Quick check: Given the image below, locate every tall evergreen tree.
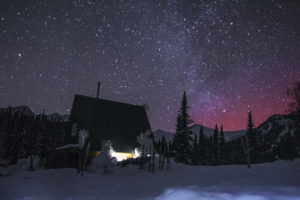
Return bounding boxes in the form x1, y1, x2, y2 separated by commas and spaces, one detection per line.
191, 134, 198, 165
199, 125, 205, 145
198, 125, 206, 164
246, 109, 257, 163
219, 125, 225, 164
207, 135, 213, 164
212, 125, 219, 165
172, 91, 193, 164
220, 125, 225, 150
161, 136, 167, 154
213, 125, 219, 145
246, 110, 255, 142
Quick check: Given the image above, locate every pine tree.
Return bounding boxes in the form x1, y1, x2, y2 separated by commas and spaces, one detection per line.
158, 136, 167, 170
172, 91, 193, 164
157, 139, 162, 154
219, 125, 225, 164
207, 135, 213, 165
161, 136, 166, 152
246, 110, 255, 143
199, 125, 205, 145
246, 109, 257, 163
191, 134, 198, 165
166, 143, 171, 170
198, 125, 205, 164
212, 125, 219, 165
213, 125, 219, 145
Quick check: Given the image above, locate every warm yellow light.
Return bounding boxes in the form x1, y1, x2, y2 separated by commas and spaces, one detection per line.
93, 151, 135, 162
110, 151, 135, 161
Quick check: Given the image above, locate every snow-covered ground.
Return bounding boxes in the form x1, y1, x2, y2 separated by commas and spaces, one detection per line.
1, 159, 300, 200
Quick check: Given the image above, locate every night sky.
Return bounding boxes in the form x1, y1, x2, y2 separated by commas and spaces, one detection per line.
0, 0, 299, 132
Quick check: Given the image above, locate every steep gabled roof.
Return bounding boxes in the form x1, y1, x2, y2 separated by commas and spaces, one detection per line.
70, 94, 151, 152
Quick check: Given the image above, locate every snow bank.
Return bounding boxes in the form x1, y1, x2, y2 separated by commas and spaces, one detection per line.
154, 186, 300, 200
0, 158, 40, 176
87, 140, 117, 174
55, 144, 79, 150
1, 159, 299, 200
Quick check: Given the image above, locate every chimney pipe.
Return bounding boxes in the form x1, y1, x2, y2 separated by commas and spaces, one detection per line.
97, 82, 100, 99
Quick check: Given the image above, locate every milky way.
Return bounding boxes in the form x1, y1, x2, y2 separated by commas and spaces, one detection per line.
0, 0, 299, 131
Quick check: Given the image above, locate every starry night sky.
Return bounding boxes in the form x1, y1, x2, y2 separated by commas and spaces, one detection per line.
0, 0, 299, 132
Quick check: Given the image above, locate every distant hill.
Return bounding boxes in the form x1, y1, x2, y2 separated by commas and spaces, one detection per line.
40, 113, 69, 122
190, 124, 245, 141
254, 112, 299, 145
152, 129, 174, 142
0, 106, 69, 122
153, 125, 246, 142
0, 106, 34, 115
153, 111, 299, 145
153, 112, 300, 162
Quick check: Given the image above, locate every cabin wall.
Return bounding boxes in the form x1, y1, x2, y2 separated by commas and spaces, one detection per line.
69, 95, 152, 152
46, 147, 79, 169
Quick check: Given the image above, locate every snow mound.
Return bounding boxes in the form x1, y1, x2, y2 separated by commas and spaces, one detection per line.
154, 187, 300, 200
0, 158, 40, 176
1, 159, 300, 200
88, 141, 117, 174
88, 154, 117, 174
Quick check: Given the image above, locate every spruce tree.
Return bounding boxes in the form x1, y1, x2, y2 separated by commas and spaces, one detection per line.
161, 136, 167, 169
191, 133, 198, 165
199, 125, 205, 145
219, 125, 225, 164
246, 109, 257, 163
212, 125, 219, 165
213, 125, 219, 146
207, 135, 213, 165
220, 125, 225, 149
161, 136, 167, 154
198, 125, 205, 164
172, 91, 193, 164
246, 110, 255, 143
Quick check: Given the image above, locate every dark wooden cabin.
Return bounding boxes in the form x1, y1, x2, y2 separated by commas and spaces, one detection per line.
69, 94, 151, 153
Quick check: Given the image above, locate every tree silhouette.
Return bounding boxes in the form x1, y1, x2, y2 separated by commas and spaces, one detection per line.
246, 109, 257, 163
172, 91, 193, 164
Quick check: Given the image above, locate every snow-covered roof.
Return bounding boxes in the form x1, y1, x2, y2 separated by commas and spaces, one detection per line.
55, 144, 79, 150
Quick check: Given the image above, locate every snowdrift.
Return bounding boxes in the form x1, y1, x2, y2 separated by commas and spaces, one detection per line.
0, 159, 299, 200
